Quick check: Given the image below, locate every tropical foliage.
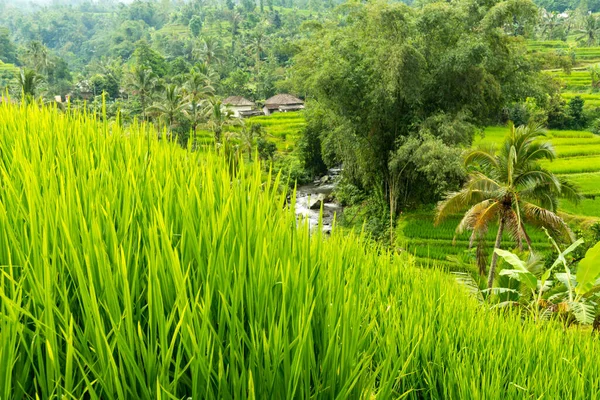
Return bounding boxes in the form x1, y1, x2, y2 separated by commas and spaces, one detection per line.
436, 123, 581, 287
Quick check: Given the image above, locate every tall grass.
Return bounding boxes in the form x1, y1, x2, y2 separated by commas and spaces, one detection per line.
1, 103, 600, 398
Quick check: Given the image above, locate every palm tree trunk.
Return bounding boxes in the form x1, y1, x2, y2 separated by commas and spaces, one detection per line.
488, 216, 505, 289
520, 222, 533, 252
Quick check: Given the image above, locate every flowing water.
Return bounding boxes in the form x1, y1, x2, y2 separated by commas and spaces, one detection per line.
294, 168, 342, 233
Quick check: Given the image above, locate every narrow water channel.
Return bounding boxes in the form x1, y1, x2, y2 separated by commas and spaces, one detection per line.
294, 168, 342, 233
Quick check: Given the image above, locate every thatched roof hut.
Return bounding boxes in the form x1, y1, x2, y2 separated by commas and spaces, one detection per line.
263, 94, 304, 115
223, 96, 255, 106
223, 96, 257, 117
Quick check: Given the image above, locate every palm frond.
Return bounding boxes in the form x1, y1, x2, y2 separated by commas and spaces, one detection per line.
454, 199, 495, 237
521, 201, 574, 242
464, 148, 499, 170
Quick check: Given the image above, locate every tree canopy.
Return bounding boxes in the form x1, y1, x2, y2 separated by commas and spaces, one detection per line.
292, 0, 555, 210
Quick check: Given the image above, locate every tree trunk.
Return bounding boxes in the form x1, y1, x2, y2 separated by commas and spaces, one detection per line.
488, 216, 505, 289
520, 222, 533, 252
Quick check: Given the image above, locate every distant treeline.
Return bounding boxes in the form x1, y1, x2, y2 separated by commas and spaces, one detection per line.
536, 0, 600, 12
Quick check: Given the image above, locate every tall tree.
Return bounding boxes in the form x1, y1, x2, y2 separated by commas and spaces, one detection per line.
204, 99, 230, 143
292, 0, 551, 211
24, 41, 52, 76
249, 24, 267, 75
228, 11, 242, 55
436, 123, 581, 288
126, 66, 158, 122
193, 36, 224, 66
148, 84, 185, 132
18, 68, 44, 101
0, 28, 17, 64
577, 14, 600, 46
183, 70, 214, 137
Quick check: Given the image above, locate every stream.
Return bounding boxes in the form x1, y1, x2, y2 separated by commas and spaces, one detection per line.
294, 168, 342, 233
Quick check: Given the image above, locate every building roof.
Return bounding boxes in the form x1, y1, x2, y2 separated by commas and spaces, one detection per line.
223, 96, 255, 106
264, 94, 304, 107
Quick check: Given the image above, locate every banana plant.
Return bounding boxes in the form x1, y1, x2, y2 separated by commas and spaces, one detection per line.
493, 234, 600, 326
549, 236, 600, 325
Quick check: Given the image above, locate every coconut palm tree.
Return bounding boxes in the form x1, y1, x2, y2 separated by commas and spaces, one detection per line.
204, 99, 231, 143
18, 69, 44, 102
126, 66, 158, 122
436, 123, 581, 288
193, 37, 224, 66
24, 41, 52, 76
229, 11, 243, 54
148, 84, 185, 133
577, 15, 600, 47
231, 120, 262, 161
182, 70, 214, 138
248, 24, 267, 75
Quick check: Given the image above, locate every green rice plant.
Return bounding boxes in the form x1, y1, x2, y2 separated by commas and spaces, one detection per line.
560, 198, 600, 217
541, 155, 600, 174
1, 102, 420, 398
559, 172, 600, 195
547, 129, 597, 138
554, 143, 600, 157
0, 102, 600, 398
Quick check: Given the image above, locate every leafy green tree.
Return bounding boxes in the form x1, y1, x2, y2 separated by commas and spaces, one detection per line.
292, 0, 552, 212
228, 11, 243, 55
233, 121, 263, 161
204, 99, 230, 143
189, 16, 203, 38
127, 0, 165, 28
182, 70, 214, 137
193, 36, 224, 66
0, 28, 17, 64
133, 40, 168, 77
24, 41, 52, 75
567, 95, 586, 129
248, 24, 267, 75
589, 63, 600, 89
436, 123, 581, 288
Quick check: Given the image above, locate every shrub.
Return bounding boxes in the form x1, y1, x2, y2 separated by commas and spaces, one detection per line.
257, 137, 277, 160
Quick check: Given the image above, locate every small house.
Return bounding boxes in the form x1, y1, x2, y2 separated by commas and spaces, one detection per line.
263, 94, 304, 116
223, 96, 257, 118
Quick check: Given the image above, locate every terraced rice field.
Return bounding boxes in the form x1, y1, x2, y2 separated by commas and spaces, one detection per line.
0, 61, 18, 89
396, 212, 553, 267
561, 91, 600, 108
193, 112, 305, 152
527, 40, 600, 104
397, 125, 600, 265
246, 112, 305, 152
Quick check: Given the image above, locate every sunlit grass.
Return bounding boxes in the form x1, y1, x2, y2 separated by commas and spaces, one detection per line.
2, 102, 600, 398
560, 172, 600, 195
540, 155, 600, 173
560, 198, 600, 217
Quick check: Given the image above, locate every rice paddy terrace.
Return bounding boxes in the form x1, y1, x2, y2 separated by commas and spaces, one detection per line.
528, 40, 600, 106
194, 111, 305, 152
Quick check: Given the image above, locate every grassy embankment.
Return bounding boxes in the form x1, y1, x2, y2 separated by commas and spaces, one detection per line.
3, 100, 600, 399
